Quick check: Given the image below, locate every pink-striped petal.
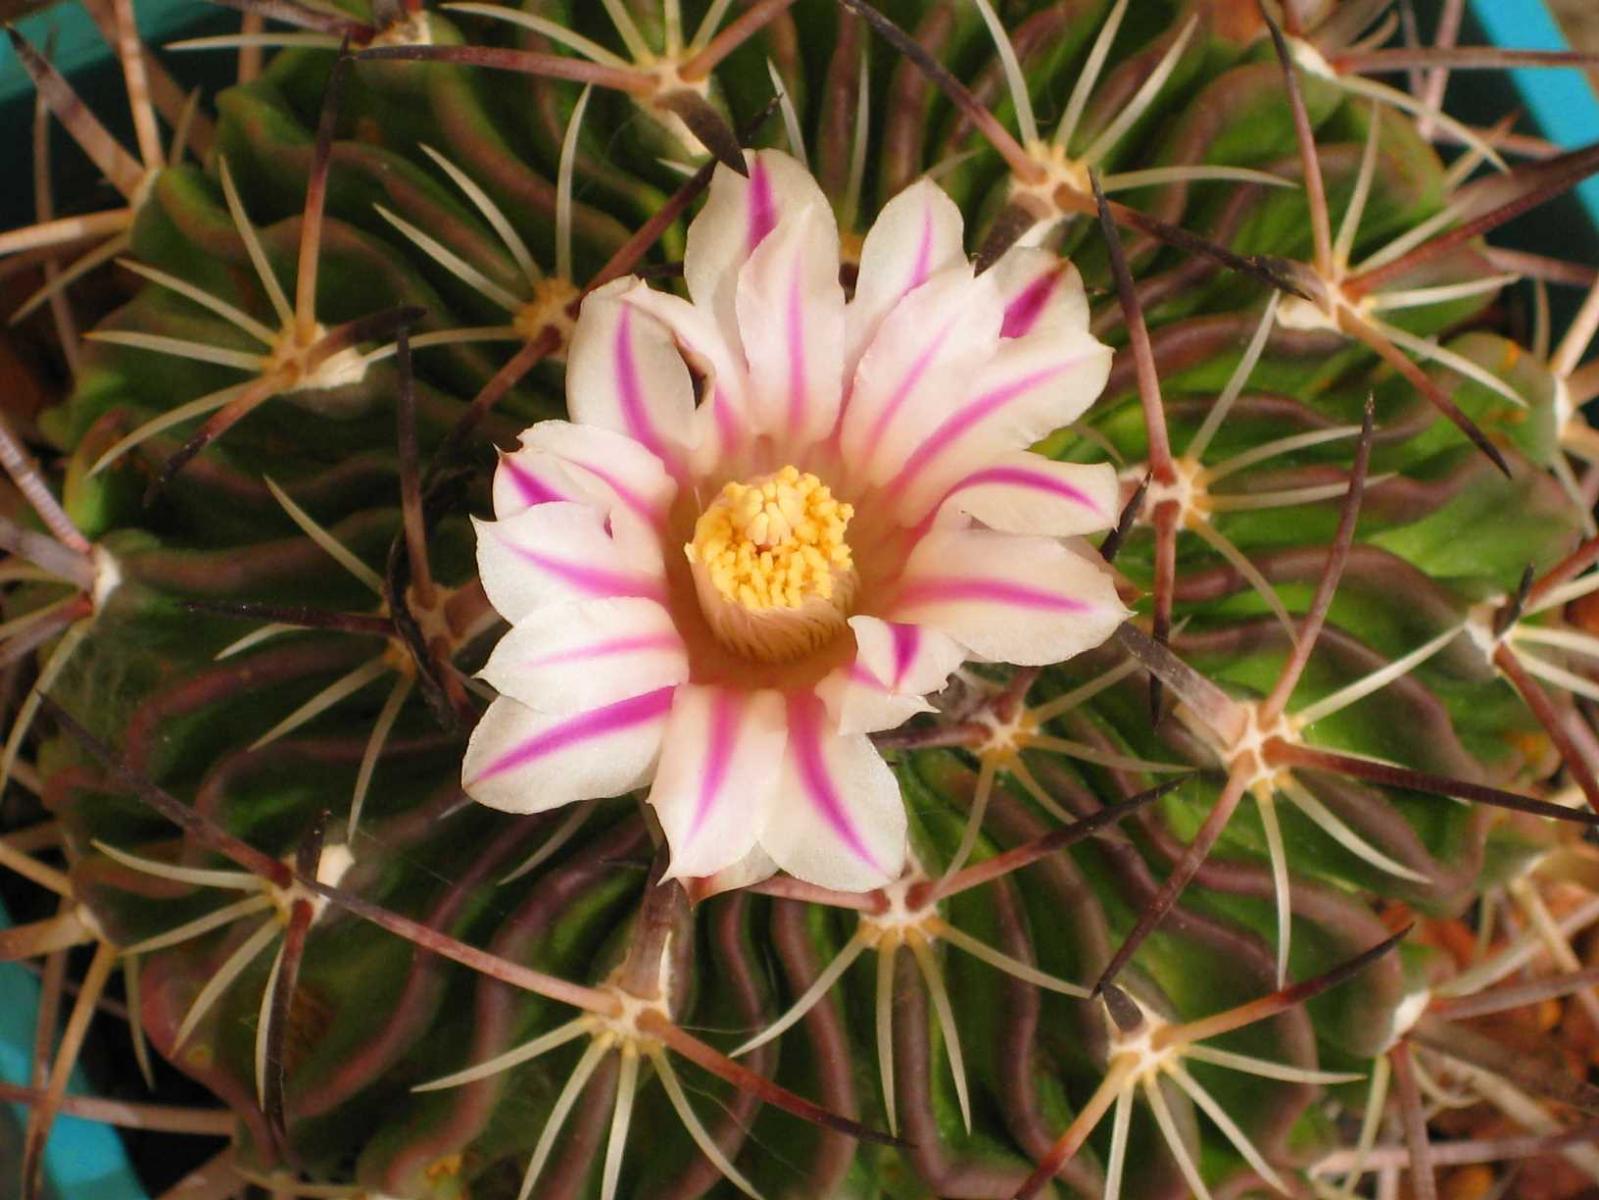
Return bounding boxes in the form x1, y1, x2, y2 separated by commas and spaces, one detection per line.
936, 455, 1118, 537
493, 420, 675, 524
474, 502, 666, 624
759, 693, 906, 892
839, 265, 1004, 485
618, 283, 752, 470
889, 529, 1128, 665
684, 150, 831, 355
734, 204, 847, 446
846, 177, 967, 374
650, 686, 786, 881
886, 331, 1114, 522
462, 689, 673, 815
478, 597, 688, 715
991, 247, 1090, 343
816, 616, 967, 736
566, 280, 695, 475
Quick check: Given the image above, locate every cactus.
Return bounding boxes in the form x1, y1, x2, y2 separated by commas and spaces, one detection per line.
5, 1, 1599, 1197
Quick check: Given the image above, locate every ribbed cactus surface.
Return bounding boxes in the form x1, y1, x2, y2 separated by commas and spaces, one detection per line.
5, 2, 1599, 1198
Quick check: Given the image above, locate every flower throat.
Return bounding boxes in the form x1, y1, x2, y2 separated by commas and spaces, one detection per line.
685, 466, 857, 662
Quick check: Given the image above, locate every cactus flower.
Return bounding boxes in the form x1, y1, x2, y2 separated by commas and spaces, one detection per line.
462, 151, 1126, 891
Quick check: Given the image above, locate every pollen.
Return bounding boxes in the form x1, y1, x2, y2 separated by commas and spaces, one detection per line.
685, 467, 855, 612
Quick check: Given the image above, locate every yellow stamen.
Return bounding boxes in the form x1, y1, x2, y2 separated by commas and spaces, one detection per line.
685, 466, 854, 612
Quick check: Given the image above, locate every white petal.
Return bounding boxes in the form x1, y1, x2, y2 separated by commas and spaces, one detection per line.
684, 149, 831, 355
461, 690, 673, 815
566, 279, 695, 474
474, 503, 665, 625
839, 265, 1004, 486
889, 529, 1128, 665
816, 617, 968, 736
936, 455, 1119, 537
691, 845, 779, 898
478, 597, 689, 714
846, 177, 967, 374
650, 687, 786, 881
760, 693, 906, 892
734, 204, 846, 446
619, 283, 752, 470
990, 248, 1090, 343
493, 420, 676, 524
813, 679, 927, 741
886, 330, 1114, 521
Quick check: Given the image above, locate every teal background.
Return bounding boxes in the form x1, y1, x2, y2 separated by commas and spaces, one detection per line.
1468, 0, 1599, 222
1, 899, 145, 1200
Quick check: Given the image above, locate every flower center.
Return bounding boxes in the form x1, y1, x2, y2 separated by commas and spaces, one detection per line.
684, 466, 857, 662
